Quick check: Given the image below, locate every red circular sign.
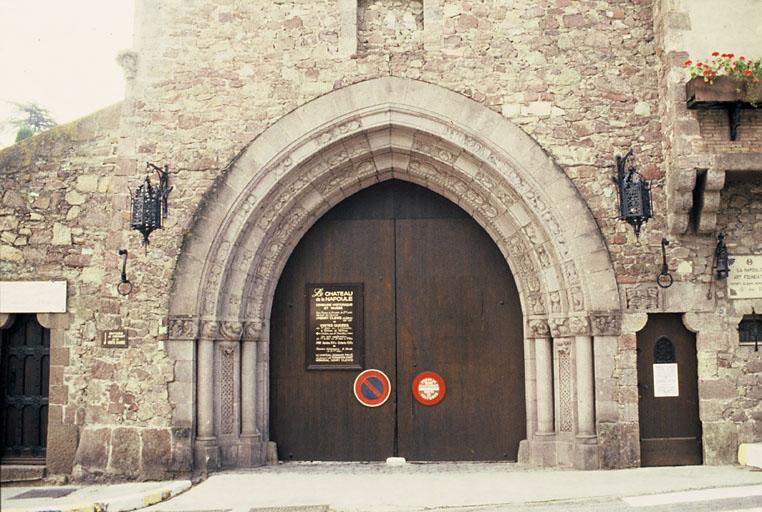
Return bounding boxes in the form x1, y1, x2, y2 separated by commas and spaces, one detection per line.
412, 371, 446, 406
353, 369, 391, 407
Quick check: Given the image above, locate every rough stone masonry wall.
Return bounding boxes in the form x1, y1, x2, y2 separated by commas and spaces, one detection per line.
654, 0, 762, 462
4, 0, 662, 476
0, 105, 184, 480
690, 179, 762, 462
5, 0, 758, 477
119, 0, 662, 472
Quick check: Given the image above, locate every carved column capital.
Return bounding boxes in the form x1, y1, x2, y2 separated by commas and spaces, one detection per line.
590, 312, 622, 336
568, 315, 590, 336
242, 319, 266, 342
168, 316, 199, 340
199, 319, 220, 340
527, 318, 550, 338
549, 316, 570, 338
219, 321, 244, 341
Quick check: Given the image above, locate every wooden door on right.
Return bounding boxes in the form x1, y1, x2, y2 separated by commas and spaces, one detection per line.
637, 314, 702, 466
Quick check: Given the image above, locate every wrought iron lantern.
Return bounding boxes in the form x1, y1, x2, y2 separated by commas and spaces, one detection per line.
738, 308, 761, 352
614, 150, 652, 240
130, 162, 171, 245
713, 231, 730, 279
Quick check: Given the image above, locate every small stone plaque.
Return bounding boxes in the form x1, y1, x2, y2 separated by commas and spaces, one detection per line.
728, 255, 762, 299
102, 329, 129, 348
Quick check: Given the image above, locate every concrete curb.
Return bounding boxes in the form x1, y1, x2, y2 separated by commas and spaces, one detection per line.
738, 443, 762, 469
2, 480, 192, 512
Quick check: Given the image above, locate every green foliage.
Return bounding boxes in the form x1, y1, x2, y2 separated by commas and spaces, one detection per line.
15, 125, 34, 142
8, 102, 57, 133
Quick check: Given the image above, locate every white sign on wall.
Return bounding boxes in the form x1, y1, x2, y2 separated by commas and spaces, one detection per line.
728, 255, 762, 299
0, 281, 67, 313
653, 363, 679, 398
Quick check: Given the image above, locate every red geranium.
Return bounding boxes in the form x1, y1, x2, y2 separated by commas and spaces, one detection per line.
684, 51, 762, 86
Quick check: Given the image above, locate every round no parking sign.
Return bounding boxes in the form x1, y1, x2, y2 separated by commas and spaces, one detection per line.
353, 369, 391, 407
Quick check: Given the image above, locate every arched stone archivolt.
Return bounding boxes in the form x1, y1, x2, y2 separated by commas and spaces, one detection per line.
167, 77, 621, 470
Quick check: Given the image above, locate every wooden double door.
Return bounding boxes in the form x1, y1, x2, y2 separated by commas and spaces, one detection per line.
270, 180, 525, 461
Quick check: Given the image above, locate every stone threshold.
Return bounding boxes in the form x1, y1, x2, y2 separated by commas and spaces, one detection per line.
0, 464, 46, 484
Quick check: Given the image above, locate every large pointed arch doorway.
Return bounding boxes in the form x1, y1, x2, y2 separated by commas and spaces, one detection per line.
168, 77, 621, 471
270, 180, 525, 461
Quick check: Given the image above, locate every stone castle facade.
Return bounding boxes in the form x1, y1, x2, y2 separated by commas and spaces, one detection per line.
0, 0, 760, 480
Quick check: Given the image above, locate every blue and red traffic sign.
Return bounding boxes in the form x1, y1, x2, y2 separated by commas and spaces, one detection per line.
353, 369, 391, 407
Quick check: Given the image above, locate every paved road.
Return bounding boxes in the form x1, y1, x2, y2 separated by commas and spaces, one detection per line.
144, 462, 762, 512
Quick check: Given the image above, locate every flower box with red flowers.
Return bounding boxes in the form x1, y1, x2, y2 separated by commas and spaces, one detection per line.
683, 52, 761, 140
686, 76, 760, 107
684, 52, 761, 107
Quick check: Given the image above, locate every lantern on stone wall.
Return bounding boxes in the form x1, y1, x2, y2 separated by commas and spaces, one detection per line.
130, 162, 171, 245
614, 150, 652, 240
713, 231, 730, 279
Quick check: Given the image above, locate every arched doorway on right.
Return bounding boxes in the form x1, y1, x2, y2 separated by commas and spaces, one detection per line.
637, 313, 702, 466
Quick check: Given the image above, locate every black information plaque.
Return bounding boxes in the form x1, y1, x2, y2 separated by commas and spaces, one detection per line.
102, 330, 129, 348
307, 283, 364, 370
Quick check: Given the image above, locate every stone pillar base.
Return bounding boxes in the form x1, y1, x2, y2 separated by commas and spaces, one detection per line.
517, 439, 531, 464
573, 437, 600, 470
238, 437, 267, 467
529, 435, 557, 466
194, 438, 220, 472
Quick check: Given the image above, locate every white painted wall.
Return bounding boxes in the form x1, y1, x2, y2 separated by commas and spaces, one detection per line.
684, 0, 762, 58
0, 281, 67, 313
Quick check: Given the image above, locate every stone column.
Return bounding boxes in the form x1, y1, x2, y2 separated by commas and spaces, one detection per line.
518, 336, 536, 464
197, 339, 215, 439
575, 335, 595, 437
241, 340, 258, 438
195, 321, 220, 470
534, 336, 555, 435
239, 321, 267, 466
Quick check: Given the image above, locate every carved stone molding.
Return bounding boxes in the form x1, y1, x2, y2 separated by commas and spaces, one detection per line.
168, 316, 199, 340
242, 320, 265, 342
219, 321, 243, 341
555, 337, 572, 355
590, 312, 622, 336
199, 320, 221, 340
172, 79, 620, 337
528, 318, 551, 338
568, 316, 590, 336
549, 317, 570, 338
116, 50, 138, 80
556, 340, 574, 433
218, 344, 237, 435
621, 284, 661, 311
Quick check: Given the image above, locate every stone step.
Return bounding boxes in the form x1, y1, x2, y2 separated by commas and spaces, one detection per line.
738, 443, 762, 469
0, 464, 46, 483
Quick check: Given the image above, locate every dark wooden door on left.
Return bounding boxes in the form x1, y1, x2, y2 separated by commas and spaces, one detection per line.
0, 314, 50, 463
